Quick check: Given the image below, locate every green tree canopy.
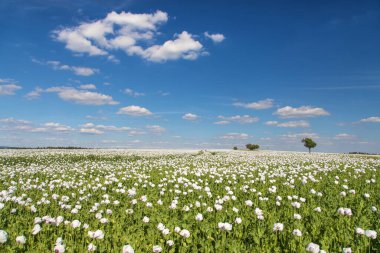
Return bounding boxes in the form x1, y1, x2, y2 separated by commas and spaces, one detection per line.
302, 138, 317, 153
246, 144, 260, 151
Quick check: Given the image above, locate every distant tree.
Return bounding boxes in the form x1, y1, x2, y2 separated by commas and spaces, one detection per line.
302, 138, 317, 153
246, 144, 260, 151
233, 146, 238, 150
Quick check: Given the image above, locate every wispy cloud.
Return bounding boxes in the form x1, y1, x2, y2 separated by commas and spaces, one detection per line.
265, 120, 310, 128
124, 88, 145, 97
216, 115, 259, 124
220, 133, 249, 140
33, 59, 99, 76
233, 99, 274, 109
309, 85, 380, 90
26, 86, 118, 105
0, 78, 21, 95
359, 116, 380, 123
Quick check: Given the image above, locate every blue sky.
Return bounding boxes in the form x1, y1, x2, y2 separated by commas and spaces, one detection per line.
0, 0, 380, 152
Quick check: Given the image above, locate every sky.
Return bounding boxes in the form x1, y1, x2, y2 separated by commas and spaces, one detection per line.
0, 0, 380, 152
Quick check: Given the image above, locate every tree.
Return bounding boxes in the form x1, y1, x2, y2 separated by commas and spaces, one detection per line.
246, 143, 260, 151
302, 138, 317, 153
233, 146, 238, 150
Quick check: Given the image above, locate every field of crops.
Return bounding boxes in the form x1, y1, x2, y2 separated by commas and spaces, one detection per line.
0, 149, 379, 252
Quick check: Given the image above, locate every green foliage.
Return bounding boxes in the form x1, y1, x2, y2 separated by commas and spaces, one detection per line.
302, 138, 317, 153
245, 144, 260, 151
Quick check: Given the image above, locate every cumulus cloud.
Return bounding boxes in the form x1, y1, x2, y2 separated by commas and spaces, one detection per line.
204, 32, 225, 43
233, 99, 274, 109
141, 31, 204, 62
265, 120, 310, 128
216, 115, 259, 124
274, 106, 330, 118
220, 133, 249, 140
360, 116, 380, 123
182, 113, 198, 121
124, 88, 145, 97
72, 66, 98, 76
53, 10, 209, 62
0, 84, 22, 95
117, 105, 152, 116
44, 87, 118, 105
146, 125, 166, 134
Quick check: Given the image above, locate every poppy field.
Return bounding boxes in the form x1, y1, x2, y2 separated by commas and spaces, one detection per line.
0, 149, 379, 252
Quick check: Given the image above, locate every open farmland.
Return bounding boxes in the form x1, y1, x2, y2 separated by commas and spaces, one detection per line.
0, 149, 379, 252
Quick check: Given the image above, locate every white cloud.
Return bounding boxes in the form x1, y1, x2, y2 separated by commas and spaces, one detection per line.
124, 88, 145, 97
146, 125, 166, 134
101, 139, 118, 144
0, 78, 15, 83
72, 67, 98, 76
217, 115, 259, 124
25, 87, 43, 99
44, 86, 118, 105
0, 118, 73, 133
182, 113, 198, 121
360, 116, 380, 123
265, 120, 310, 128
158, 90, 170, 96
79, 122, 132, 135
80, 128, 103, 134
281, 132, 320, 141
117, 105, 152, 116
334, 133, 356, 140
204, 32, 225, 43
79, 84, 96, 90
141, 31, 204, 62
214, 120, 230, 125
44, 60, 99, 76
85, 115, 108, 120
233, 99, 274, 109
53, 11, 210, 62
0, 118, 31, 125
42, 122, 74, 132
274, 106, 330, 118
105, 10, 168, 29
0, 84, 22, 95
220, 133, 249, 140
54, 26, 109, 56
265, 121, 279, 126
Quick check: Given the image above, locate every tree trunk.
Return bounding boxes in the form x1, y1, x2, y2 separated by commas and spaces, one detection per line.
309, 148, 311, 153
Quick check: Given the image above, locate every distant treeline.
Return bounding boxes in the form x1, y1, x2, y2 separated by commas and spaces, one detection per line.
0, 146, 91, 149
348, 152, 379, 155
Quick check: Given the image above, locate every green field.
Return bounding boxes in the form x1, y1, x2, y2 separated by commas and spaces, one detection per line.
0, 150, 379, 252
